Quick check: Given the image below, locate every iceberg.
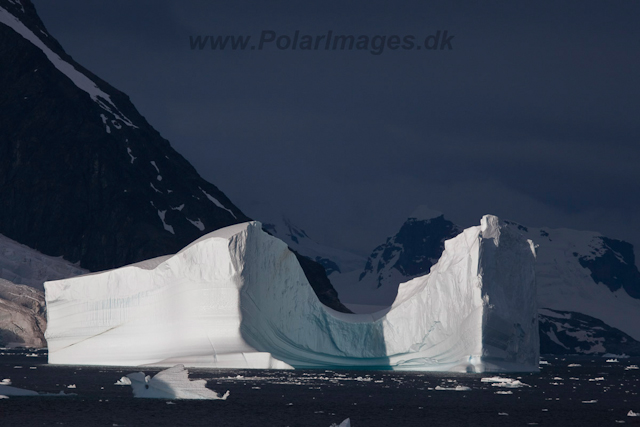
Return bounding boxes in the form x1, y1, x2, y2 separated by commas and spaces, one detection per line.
45, 215, 538, 372
125, 364, 229, 400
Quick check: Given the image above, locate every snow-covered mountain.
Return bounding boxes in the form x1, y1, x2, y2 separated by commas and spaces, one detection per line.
261, 214, 366, 276
0, 0, 250, 272
333, 209, 640, 355
332, 207, 461, 306
1, 232, 87, 291
0, 0, 348, 315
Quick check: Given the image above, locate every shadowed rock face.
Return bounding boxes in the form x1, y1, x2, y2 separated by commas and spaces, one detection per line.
575, 237, 640, 299
0, 279, 46, 347
0, 0, 249, 272
359, 215, 461, 287
0, 1, 348, 312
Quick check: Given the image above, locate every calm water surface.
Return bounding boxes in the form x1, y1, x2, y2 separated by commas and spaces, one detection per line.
0, 349, 639, 426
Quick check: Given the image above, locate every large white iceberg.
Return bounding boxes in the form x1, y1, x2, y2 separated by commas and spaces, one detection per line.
45, 215, 538, 372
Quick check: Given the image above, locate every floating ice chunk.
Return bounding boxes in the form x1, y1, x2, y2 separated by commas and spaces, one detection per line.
539, 360, 550, 365
0, 385, 31, 396
568, 364, 582, 367
582, 400, 598, 404
0, 384, 73, 396
0, 395, 7, 399
628, 410, 640, 417
604, 354, 630, 359
588, 377, 605, 382
125, 364, 230, 400
606, 359, 619, 363
625, 365, 638, 370
329, 418, 351, 427
435, 385, 471, 391
67, 384, 76, 389
495, 390, 513, 394
114, 377, 131, 386
498, 412, 509, 416
1, 379, 11, 385
481, 377, 530, 388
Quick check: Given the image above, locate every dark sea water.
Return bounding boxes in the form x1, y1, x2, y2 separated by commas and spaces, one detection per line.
0, 349, 639, 427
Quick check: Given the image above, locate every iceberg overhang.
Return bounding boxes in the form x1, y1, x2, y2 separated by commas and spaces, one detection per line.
45, 215, 539, 372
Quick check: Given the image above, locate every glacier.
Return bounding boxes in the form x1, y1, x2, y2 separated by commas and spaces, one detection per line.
45, 215, 538, 372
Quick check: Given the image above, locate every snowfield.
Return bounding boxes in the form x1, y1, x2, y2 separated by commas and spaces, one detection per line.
45, 216, 538, 372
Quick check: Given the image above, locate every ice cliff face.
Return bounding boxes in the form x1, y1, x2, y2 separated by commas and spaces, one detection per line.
45, 216, 538, 372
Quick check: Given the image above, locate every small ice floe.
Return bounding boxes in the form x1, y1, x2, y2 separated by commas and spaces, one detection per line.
329, 419, 351, 427
434, 385, 471, 391
582, 400, 598, 404
625, 365, 638, 371
124, 364, 230, 400
25, 353, 38, 357
568, 364, 582, 367
481, 377, 530, 388
628, 410, 640, 417
498, 412, 509, 416
495, 391, 513, 395
1, 379, 11, 385
539, 360, 550, 365
114, 377, 131, 386
67, 384, 76, 389
604, 353, 630, 359
0, 383, 74, 397
0, 395, 8, 399
588, 377, 605, 382
553, 377, 563, 380
606, 359, 620, 363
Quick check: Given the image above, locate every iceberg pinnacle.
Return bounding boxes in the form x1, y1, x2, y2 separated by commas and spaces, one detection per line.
45, 215, 538, 372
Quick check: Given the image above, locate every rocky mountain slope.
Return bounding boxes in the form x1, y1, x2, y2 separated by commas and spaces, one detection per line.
0, 0, 348, 318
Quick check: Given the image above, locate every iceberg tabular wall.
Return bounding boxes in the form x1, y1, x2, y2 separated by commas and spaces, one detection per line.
45, 216, 538, 372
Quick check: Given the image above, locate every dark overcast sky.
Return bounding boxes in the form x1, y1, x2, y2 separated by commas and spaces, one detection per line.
32, 0, 640, 259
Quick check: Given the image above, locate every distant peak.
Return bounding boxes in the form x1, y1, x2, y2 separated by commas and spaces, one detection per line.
408, 206, 444, 221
